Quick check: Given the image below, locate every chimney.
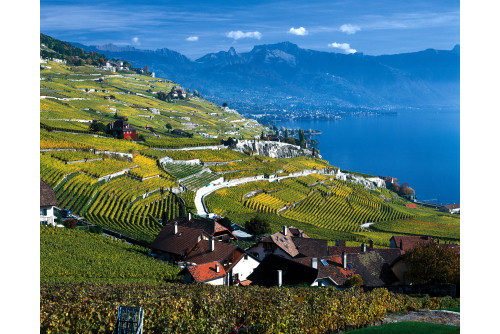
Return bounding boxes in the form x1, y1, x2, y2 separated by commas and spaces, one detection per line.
311, 258, 318, 269
399, 240, 403, 250
283, 225, 287, 236
173, 222, 178, 234
188, 212, 192, 221
210, 237, 215, 252
335, 239, 339, 246
215, 263, 220, 273
342, 252, 347, 269
299, 231, 303, 238
362, 243, 367, 252
369, 240, 373, 249
277, 270, 282, 287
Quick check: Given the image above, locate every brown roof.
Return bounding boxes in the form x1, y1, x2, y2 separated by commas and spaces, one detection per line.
295, 248, 402, 287
172, 216, 236, 239
185, 239, 241, 267
328, 245, 363, 256
293, 237, 328, 258
186, 261, 227, 283
151, 223, 207, 256
40, 179, 58, 207
259, 227, 326, 258
443, 204, 460, 210
390, 235, 433, 252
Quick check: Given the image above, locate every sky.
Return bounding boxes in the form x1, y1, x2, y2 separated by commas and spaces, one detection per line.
40, 0, 460, 59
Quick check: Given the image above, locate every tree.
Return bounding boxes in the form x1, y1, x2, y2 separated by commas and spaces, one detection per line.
285, 128, 289, 139
217, 217, 234, 231
244, 217, 271, 236
165, 123, 172, 130
403, 242, 460, 285
298, 129, 305, 148
344, 274, 363, 287
89, 121, 107, 133
222, 102, 228, 108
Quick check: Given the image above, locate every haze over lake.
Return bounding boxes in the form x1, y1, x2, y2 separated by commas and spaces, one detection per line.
278, 109, 460, 205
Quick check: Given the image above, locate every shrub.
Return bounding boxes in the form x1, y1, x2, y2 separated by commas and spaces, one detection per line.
244, 217, 271, 236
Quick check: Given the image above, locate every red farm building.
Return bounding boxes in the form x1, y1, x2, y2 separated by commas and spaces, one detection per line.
107, 119, 138, 140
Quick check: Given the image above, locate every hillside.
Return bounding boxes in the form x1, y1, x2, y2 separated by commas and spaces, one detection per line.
72, 40, 460, 112
40, 34, 459, 247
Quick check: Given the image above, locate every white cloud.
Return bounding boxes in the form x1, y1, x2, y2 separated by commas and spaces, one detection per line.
186, 36, 199, 42
328, 42, 357, 54
288, 27, 308, 36
132, 37, 140, 44
340, 24, 361, 35
226, 30, 262, 40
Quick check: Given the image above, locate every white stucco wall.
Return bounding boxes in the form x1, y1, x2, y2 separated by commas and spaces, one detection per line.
231, 255, 260, 282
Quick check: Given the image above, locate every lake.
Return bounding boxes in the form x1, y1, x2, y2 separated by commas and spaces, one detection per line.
278, 110, 460, 205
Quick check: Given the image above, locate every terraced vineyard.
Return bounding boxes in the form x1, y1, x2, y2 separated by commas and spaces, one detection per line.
181, 171, 221, 191
207, 176, 413, 236
161, 148, 250, 162
39, 40, 459, 248
161, 162, 204, 179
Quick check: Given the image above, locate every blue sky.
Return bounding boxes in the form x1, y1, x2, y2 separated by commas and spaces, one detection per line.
40, 0, 460, 59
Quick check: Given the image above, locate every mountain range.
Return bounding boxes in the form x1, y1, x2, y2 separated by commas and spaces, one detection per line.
72, 41, 460, 113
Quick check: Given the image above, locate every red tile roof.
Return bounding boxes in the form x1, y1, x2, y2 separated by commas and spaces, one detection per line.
187, 261, 226, 283
40, 179, 58, 207
406, 204, 417, 209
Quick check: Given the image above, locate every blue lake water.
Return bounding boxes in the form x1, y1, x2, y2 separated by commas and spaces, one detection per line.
278, 110, 460, 205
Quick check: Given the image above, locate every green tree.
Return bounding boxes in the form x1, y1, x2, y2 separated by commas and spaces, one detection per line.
244, 217, 271, 236
89, 121, 107, 133
222, 102, 228, 108
403, 242, 460, 285
217, 217, 234, 231
298, 129, 305, 148
344, 274, 363, 287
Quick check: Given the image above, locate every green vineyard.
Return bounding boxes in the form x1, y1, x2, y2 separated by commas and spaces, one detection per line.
206, 175, 413, 235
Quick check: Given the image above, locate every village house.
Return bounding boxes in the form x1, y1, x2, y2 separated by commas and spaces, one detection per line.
106, 119, 138, 140
151, 219, 259, 286
248, 243, 402, 288
294, 247, 402, 288
389, 235, 434, 253
247, 225, 328, 260
440, 203, 460, 214
171, 214, 237, 241
247, 254, 318, 287
40, 179, 58, 225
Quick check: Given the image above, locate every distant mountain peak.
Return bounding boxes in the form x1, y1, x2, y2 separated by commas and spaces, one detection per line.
96, 43, 137, 52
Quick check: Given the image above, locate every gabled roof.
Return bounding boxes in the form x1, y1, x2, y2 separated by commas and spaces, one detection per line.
328, 245, 363, 256
185, 240, 241, 267
186, 261, 226, 283
248, 254, 318, 287
390, 235, 433, 252
151, 223, 207, 256
293, 237, 328, 258
443, 204, 460, 210
40, 179, 58, 207
295, 248, 402, 287
172, 216, 237, 239
258, 228, 326, 258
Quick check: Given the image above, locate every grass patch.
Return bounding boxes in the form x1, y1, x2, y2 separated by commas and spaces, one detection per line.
346, 322, 459, 333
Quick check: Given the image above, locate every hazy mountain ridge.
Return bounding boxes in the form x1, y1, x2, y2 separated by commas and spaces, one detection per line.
71, 41, 460, 112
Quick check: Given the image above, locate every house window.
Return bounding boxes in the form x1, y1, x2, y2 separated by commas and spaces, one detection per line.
40, 208, 47, 216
